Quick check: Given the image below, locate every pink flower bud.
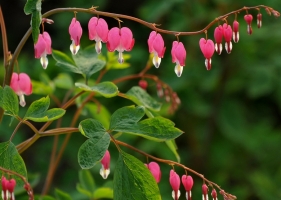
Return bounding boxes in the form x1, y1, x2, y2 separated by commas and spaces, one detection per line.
88, 17, 109, 54
223, 23, 233, 54
214, 25, 224, 54
199, 38, 215, 70
107, 27, 135, 64
257, 13, 262, 28
145, 162, 161, 183
6, 179, 16, 200
10, 73, 32, 107
232, 20, 239, 43
171, 41, 186, 77
69, 18, 83, 55
139, 80, 148, 90
148, 31, 166, 68
181, 175, 193, 200
34, 31, 52, 69
1, 176, 8, 200
202, 184, 209, 200
244, 14, 253, 35
211, 188, 218, 200
169, 170, 181, 200
100, 150, 110, 179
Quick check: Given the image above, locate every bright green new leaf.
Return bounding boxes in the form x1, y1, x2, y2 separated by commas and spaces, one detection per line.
0, 86, 19, 116
0, 141, 27, 187
55, 188, 72, 200
53, 73, 74, 89
78, 119, 110, 169
72, 45, 106, 80
78, 170, 95, 193
24, 96, 65, 122
31, 80, 54, 95
24, 0, 42, 43
52, 50, 82, 74
104, 51, 131, 70
94, 187, 113, 199
126, 86, 162, 111
76, 184, 93, 198
114, 151, 161, 200
75, 82, 119, 98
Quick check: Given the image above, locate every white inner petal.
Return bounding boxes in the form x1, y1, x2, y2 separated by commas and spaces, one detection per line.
95, 41, 102, 54
153, 54, 161, 68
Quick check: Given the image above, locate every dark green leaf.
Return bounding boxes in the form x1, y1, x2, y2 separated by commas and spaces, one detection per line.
78, 119, 110, 169
24, 0, 41, 14
75, 82, 119, 98
0, 86, 19, 116
52, 50, 81, 74
126, 86, 162, 111
72, 45, 106, 79
114, 151, 161, 200
34, 195, 56, 200
55, 188, 72, 200
0, 141, 27, 187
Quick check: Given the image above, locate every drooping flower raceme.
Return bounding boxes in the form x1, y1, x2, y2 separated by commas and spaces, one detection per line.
69, 18, 83, 55
199, 38, 215, 70
214, 25, 224, 55
10, 73, 32, 107
34, 31, 52, 69
233, 20, 240, 43
223, 23, 233, 54
100, 150, 110, 179
169, 170, 181, 200
181, 175, 193, 200
107, 27, 135, 63
171, 41, 186, 77
88, 17, 109, 54
145, 162, 161, 183
244, 14, 253, 35
148, 31, 166, 68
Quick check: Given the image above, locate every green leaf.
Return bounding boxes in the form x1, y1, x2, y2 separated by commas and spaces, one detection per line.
76, 183, 93, 198
94, 187, 113, 199
165, 140, 180, 162
78, 119, 110, 169
53, 73, 74, 89
72, 45, 106, 79
104, 51, 131, 70
52, 50, 81, 74
75, 82, 119, 98
0, 141, 27, 187
55, 188, 72, 200
114, 151, 161, 200
31, 80, 54, 95
126, 86, 162, 111
85, 103, 111, 129
78, 170, 95, 193
24, 96, 65, 122
34, 195, 56, 200
109, 106, 183, 141
24, 0, 42, 43
0, 86, 19, 116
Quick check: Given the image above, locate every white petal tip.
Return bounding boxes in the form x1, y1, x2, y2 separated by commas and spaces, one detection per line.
100, 168, 110, 179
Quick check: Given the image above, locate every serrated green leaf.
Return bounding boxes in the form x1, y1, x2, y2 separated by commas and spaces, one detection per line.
52, 50, 81, 74
24, 96, 65, 122
77, 170, 95, 198
114, 151, 161, 200
109, 105, 145, 131
72, 45, 106, 79
75, 82, 119, 98
94, 187, 113, 199
0, 86, 19, 116
53, 73, 74, 89
126, 86, 162, 111
78, 119, 110, 169
55, 188, 72, 200
0, 141, 27, 187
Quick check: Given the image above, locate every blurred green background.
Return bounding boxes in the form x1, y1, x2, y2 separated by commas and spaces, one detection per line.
1, 0, 281, 199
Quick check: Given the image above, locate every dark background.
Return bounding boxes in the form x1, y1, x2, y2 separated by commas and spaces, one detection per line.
1, 0, 281, 199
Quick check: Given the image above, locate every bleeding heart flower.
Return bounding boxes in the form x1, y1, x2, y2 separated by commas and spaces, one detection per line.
10, 73, 32, 107
6, 179, 16, 200
244, 14, 253, 35
34, 32, 52, 69
148, 31, 166, 68
1, 176, 8, 200
214, 25, 224, 55
223, 23, 233, 54
69, 18, 83, 55
233, 20, 240, 43
199, 38, 215, 70
202, 184, 209, 200
171, 41, 186, 77
169, 170, 181, 200
145, 162, 161, 183
211, 188, 218, 200
100, 150, 110, 179
181, 175, 193, 200
88, 17, 109, 54
257, 13, 262, 28
107, 27, 135, 63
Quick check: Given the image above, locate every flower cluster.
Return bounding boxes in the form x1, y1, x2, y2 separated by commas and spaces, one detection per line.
1, 176, 16, 200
